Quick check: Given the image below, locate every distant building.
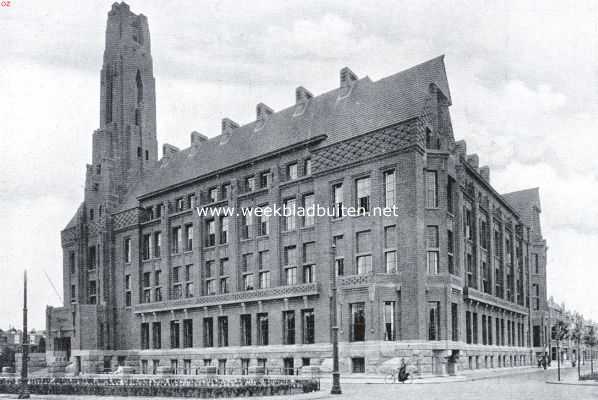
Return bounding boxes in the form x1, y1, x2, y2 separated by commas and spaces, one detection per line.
47, 2, 549, 375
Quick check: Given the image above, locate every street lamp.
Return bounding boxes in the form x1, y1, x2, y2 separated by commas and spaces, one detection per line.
330, 244, 341, 395
19, 270, 30, 399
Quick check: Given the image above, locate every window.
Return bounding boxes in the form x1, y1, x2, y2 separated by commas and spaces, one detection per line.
205, 260, 214, 278
283, 311, 295, 345
220, 216, 229, 244
184, 265, 193, 298
69, 251, 76, 274
283, 358, 294, 375
243, 273, 254, 291
356, 231, 372, 275
425, 171, 438, 208
183, 319, 193, 348
240, 314, 251, 346
172, 267, 182, 299
352, 357, 365, 373
188, 193, 196, 209
534, 254, 539, 274
257, 313, 269, 345
245, 176, 255, 192
426, 226, 439, 274
303, 242, 316, 283
428, 302, 440, 340
185, 224, 193, 251
384, 225, 397, 273
206, 279, 216, 295
447, 176, 455, 213
384, 170, 396, 208
141, 323, 150, 350
466, 253, 474, 287
303, 194, 315, 227
532, 283, 540, 310
472, 312, 478, 344
202, 317, 213, 347
464, 203, 473, 240
302, 309, 315, 344
258, 250, 269, 270
332, 183, 343, 218
259, 171, 269, 188
175, 197, 184, 212
259, 271, 270, 289
208, 187, 218, 203
304, 158, 312, 175
153, 231, 161, 258
383, 301, 395, 341
241, 253, 252, 273
333, 235, 344, 276
152, 322, 161, 349
221, 183, 230, 199
488, 317, 493, 345
355, 177, 370, 214
70, 284, 76, 303
88, 280, 97, 304
88, 246, 97, 269
171, 227, 181, 254
283, 246, 297, 267
350, 303, 366, 341
142, 234, 151, 260
90, 208, 94, 221
257, 207, 269, 236
124, 239, 131, 263
479, 217, 489, 250
156, 204, 163, 218
482, 315, 487, 345
125, 275, 131, 307
170, 320, 180, 348
448, 228, 455, 275
205, 220, 215, 247
285, 267, 297, 285
287, 163, 298, 180
218, 316, 228, 347
219, 277, 229, 294
283, 198, 296, 231
241, 210, 252, 239
451, 303, 459, 341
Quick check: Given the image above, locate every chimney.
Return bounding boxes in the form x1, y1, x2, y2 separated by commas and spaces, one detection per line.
162, 143, 180, 159
455, 140, 467, 158
340, 67, 358, 88
339, 67, 357, 98
256, 103, 273, 123
220, 118, 239, 145
190, 131, 208, 147
466, 154, 479, 170
295, 86, 313, 104
480, 166, 490, 182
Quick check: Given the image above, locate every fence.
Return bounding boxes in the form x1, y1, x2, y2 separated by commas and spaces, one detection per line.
0, 375, 320, 397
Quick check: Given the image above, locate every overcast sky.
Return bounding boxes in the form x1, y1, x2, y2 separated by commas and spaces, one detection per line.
1, 0, 597, 330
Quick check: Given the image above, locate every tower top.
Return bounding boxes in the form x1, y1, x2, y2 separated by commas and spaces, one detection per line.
105, 2, 151, 59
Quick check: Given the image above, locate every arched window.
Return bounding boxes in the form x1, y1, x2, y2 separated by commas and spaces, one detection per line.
136, 70, 143, 105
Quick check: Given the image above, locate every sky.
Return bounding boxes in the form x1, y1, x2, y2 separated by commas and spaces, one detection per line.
1, 0, 597, 330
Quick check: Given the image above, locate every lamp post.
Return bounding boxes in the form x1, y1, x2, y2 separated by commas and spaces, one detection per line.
19, 270, 30, 399
330, 244, 341, 395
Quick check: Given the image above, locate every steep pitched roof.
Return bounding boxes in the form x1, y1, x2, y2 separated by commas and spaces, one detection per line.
63, 203, 83, 230
118, 56, 450, 209
502, 187, 542, 237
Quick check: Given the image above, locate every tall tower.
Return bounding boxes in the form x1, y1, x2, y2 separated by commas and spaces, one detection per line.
77, 2, 158, 351
91, 1, 158, 210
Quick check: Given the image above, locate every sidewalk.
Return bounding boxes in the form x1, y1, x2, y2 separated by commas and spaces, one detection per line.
318, 365, 560, 385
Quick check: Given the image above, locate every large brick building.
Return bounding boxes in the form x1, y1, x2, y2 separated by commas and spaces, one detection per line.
46, 2, 549, 376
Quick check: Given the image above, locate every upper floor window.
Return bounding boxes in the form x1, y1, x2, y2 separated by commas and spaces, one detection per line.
241, 210, 252, 239
69, 251, 76, 274
175, 197, 184, 212
355, 177, 370, 214
142, 234, 151, 260
283, 199, 296, 231
221, 183, 231, 199
303, 194, 315, 227
245, 176, 256, 192
205, 220, 215, 247
220, 216, 229, 244
332, 183, 343, 218
384, 225, 397, 274
185, 224, 193, 251
287, 163, 298, 180
383, 170, 396, 208
171, 226, 181, 253
425, 171, 438, 208
356, 231, 372, 274
88, 246, 97, 269
208, 188, 218, 203
304, 159, 312, 176
426, 226, 439, 274
259, 171, 269, 188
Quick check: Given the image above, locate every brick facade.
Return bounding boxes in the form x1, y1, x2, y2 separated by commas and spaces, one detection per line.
46, 2, 549, 376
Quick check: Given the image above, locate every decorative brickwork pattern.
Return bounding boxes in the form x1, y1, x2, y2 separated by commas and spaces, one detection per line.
113, 208, 140, 231
312, 120, 424, 173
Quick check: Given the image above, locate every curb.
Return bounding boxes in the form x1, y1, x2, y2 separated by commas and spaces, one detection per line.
546, 380, 598, 386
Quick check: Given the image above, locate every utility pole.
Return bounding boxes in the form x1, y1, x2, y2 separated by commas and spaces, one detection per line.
19, 270, 30, 399
330, 244, 341, 395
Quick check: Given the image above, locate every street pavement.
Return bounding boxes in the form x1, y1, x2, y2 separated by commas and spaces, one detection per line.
0, 367, 596, 399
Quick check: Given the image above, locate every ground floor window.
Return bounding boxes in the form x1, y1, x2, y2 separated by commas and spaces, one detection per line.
283, 357, 294, 375
350, 303, 366, 341
352, 357, 365, 373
